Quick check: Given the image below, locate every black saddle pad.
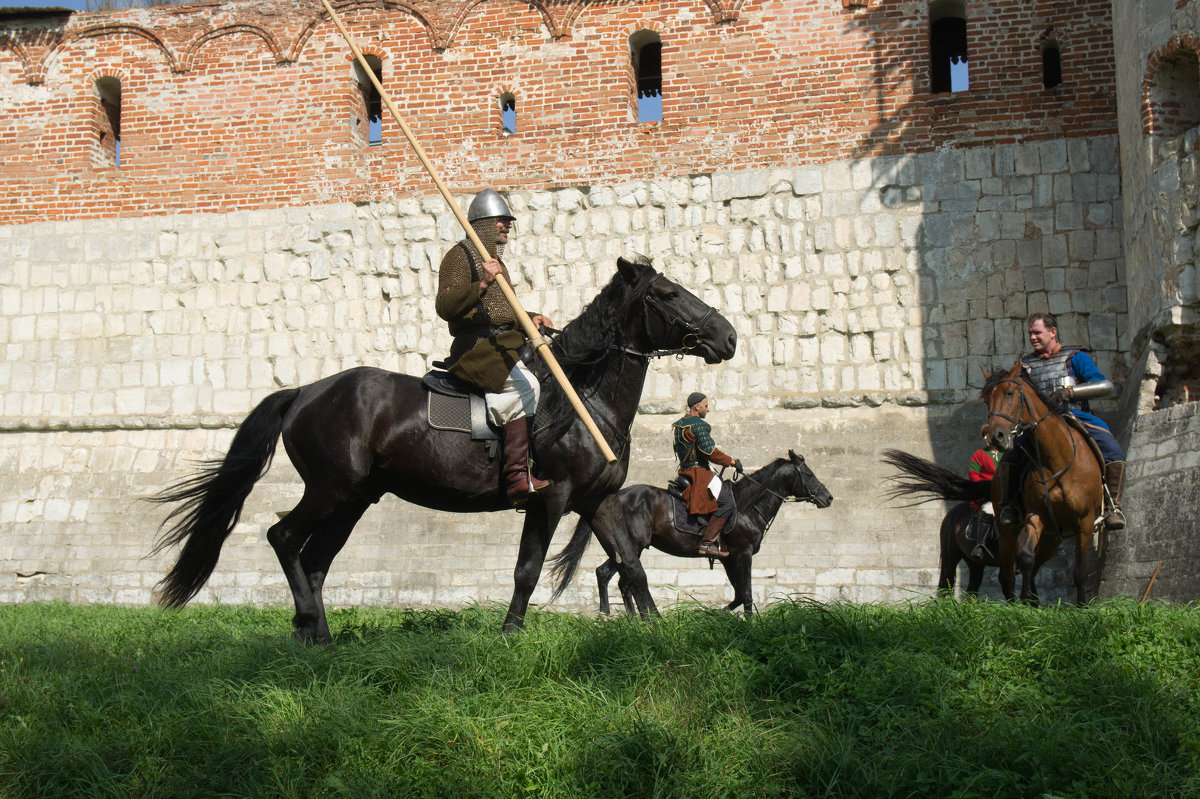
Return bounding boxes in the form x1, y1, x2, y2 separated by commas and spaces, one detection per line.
667, 495, 708, 536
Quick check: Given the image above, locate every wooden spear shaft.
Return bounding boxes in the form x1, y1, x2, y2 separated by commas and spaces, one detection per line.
318, 0, 617, 463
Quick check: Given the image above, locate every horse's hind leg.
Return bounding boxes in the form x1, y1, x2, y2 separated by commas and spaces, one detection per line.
598, 559, 637, 616
297, 500, 370, 643
595, 559, 621, 616
585, 495, 658, 620
266, 492, 340, 643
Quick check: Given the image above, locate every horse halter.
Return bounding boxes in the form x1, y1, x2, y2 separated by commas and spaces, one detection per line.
636, 274, 716, 360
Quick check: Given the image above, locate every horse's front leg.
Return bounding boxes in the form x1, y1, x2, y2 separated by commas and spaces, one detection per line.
995, 515, 1025, 601
503, 499, 561, 633
721, 552, 754, 616
586, 494, 658, 619
1072, 515, 1097, 604
1020, 518, 1049, 605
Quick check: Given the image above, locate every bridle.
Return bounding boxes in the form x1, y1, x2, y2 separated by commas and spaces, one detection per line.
728, 459, 824, 536
628, 274, 717, 360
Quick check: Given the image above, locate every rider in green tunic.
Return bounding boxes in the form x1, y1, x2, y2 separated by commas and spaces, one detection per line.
672, 392, 743, 558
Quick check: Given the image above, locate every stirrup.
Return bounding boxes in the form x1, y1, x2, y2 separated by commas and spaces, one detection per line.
1103, 507, 1126, 531
996, 505, 1022, 528
698, 542, 729, 558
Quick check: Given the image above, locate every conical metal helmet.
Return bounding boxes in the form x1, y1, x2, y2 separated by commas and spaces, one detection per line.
467, 189, 515, 222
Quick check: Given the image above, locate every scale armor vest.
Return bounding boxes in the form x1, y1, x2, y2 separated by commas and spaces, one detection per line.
1021, 347, 1085, 410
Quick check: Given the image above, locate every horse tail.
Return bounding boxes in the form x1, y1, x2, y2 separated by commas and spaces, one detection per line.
149, 388, 300, 607
546, 513, 596, 603
883, 448, 991, 506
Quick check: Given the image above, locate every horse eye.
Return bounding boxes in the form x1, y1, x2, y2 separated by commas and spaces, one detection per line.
659, 291, 679, 301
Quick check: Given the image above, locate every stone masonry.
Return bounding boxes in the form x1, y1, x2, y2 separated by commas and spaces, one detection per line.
0, 140, 1123, 610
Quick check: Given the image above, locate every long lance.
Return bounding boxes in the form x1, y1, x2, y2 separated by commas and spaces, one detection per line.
318, 0, 618, 464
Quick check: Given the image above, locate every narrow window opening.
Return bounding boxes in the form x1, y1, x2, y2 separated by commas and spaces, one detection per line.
500, 93, 516, 135
1042, 43, 1062, 89
95, 76, 121, 167
929, 0, 968, 94
354, 55, 383, 146
1150, 48, 1200, 137
630, 31, 662, 123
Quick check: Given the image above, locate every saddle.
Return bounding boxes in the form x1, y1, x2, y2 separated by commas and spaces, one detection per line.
1061, 411, 1107, 471
663, 475, 737, 537
421, 367, 500, 454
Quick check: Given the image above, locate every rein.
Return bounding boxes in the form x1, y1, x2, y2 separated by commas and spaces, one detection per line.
638, 275, 716, 360
731, 462, 817, 536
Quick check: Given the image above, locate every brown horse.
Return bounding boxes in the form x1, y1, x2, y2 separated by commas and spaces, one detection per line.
981, 360, 1104, 603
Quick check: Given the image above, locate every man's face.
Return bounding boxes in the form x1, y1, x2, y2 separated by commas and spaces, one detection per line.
1028, 320, 1059, 356
495, 218, 512, 245
692, 398, 709, 417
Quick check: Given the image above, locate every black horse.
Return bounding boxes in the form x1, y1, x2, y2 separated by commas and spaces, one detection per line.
548, 450, 832, 617
151, 256, 736, 641
935, 501, 1035, 598
884, 450, 1038, 601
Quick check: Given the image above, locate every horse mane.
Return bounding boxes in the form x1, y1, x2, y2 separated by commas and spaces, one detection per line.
533, 263, 649, 439
730, 458, 789, 510
549, 271, 636, 367
980, 363, 1069, 415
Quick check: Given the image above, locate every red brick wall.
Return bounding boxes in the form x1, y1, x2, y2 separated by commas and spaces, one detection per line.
0, 0, 1116, 224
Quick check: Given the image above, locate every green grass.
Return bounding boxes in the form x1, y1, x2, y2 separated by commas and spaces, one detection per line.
1, 599, 1198, 798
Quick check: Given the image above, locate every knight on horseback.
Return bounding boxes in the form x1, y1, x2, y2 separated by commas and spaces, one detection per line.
436, 189, 553, 506
994, 312, 1127, 531
672, 392, 743, 558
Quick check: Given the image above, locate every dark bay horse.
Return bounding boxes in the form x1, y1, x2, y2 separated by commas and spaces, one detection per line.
885, 360, 1102, 604
935, 501, 1035, 599
547, 450, 832, 617
151, 256, 736, 641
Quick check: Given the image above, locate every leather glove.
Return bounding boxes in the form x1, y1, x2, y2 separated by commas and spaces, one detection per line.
1050, 387, 1073, 405
734, 459, 744, 474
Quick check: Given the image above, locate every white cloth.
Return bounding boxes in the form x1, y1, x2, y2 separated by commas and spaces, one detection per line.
485, 361, 540, 426
707, 468, 723, 501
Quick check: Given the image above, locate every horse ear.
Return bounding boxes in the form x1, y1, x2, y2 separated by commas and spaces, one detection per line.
788, 448, 797, 459
980, 366, 992, 381
616, 254, 651, 284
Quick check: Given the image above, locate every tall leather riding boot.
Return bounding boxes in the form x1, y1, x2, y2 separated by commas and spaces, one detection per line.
697, 515, 729, 558
501, 418, 551, 506
1102, 461, 1127, 531
994, 460, 1022, 528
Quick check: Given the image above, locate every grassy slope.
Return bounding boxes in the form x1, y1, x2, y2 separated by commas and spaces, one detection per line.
1, 600, 1198, 798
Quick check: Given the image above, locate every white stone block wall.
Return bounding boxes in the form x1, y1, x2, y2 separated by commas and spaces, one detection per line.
0, 140, 1123, 610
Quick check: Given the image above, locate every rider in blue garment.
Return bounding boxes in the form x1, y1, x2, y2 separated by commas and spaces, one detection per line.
995, 312, 1127, 531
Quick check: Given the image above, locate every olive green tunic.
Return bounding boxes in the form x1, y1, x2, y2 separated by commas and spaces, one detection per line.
435, 239, 539, 394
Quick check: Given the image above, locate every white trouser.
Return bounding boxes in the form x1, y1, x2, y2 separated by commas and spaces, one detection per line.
485, 361, 540, 427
